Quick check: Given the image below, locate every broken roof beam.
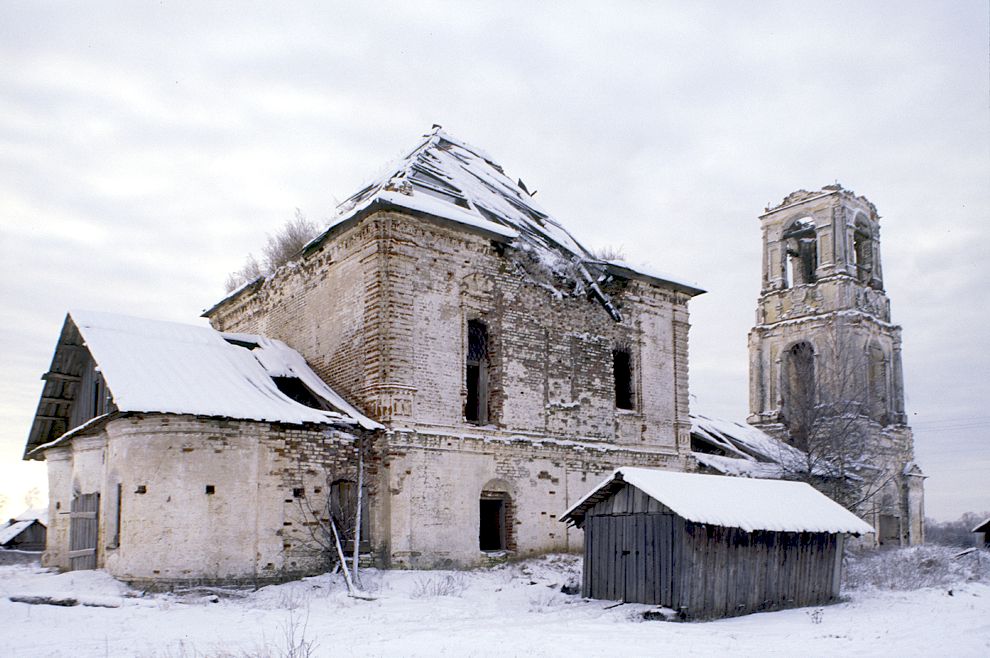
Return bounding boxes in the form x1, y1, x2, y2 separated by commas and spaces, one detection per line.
41, 372, 81, 382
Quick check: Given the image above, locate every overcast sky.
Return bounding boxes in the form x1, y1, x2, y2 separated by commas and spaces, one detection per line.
1, 1, 987, 522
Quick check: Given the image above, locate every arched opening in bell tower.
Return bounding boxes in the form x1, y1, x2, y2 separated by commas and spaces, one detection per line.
853, 218, 874, 284
782, 218, 817, 287
781, 341, 815, 447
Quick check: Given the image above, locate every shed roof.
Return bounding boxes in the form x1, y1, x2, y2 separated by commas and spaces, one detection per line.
26, 311, 380, 456
0, 519, 42, 545
972, 517, 990, 533
561, 467, 874, 535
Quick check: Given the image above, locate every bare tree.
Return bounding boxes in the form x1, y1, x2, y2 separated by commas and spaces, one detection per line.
288, 435, 370, 596
775, 318, 898, 517
225, 210, 319, 292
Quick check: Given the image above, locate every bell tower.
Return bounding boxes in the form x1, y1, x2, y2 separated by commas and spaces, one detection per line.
747, 184, 923, 545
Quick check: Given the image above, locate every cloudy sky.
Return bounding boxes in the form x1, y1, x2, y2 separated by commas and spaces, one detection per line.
1, 1, 987, 522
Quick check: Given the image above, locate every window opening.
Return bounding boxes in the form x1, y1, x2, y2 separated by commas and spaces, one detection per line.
465, 319, 490, 424
782, 342, 815, 446
613, 348, 634, 410
272, 377, 328, 410
783, 218, 817, 285
479, 492, 509, 551
853, 227, 873, 284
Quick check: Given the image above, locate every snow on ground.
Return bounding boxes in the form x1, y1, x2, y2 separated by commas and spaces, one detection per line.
1, 553, 988, 657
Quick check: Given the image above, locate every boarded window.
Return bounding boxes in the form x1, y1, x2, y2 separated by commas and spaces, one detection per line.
465, 319, 489, 424
613, 349, 634, 410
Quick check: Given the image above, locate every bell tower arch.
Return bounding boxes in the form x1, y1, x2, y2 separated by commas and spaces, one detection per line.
747, 184, 923, 545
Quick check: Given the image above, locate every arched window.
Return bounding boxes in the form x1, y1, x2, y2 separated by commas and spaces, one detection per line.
782, 341, 815, 445
465, 319, 490, 424
853, 219, 873, 284
782, 218, 817, 286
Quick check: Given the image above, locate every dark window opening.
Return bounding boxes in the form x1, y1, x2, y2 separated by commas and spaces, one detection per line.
782, 341, 815, 446
205, 485, 215, 495
480, 495, 507, 551
613, 349, 634, 410
465, 319, 490, 424
853, 227, 873, 284
272, 377, 328, 410
783, 219, 817, 286
135, 485, 147, 494
292, 487, 304, 498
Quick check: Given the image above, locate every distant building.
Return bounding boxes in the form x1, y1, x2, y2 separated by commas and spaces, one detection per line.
0, 508, 48, 552
973, 518, 990, 548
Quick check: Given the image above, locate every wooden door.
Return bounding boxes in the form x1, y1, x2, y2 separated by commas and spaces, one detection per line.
69, 493, 100, 570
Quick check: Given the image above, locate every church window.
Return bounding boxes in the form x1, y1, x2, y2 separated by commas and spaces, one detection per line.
853, 221, 873, 284
782, 341, 815, 445
465, 319, 490, 424
782, 218, 817, 286
613, 348, 634, 410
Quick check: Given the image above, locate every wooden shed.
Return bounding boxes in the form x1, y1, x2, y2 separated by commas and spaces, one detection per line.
561, 467, 873, 620
972, 517, 990, 548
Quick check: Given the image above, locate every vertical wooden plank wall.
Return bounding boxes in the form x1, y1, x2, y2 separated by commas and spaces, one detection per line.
581, 483, 845, 619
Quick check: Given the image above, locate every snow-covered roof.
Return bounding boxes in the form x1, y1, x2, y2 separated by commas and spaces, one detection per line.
14, 508, 49, 525
690, 414, 805, 467
302, 128, 704, 314
973, 517, 990, 533
561, 467, 874, 535
0, 519, 41, 545
26, 311, 380, 456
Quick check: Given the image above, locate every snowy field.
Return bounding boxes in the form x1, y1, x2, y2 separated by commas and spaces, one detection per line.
2, 551, 988, 657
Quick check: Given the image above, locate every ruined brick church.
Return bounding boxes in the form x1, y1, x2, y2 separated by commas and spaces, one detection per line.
25, 128, 922, 585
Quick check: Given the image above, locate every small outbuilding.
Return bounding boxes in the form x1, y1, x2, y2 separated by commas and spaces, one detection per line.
0, 509, 48, 552
560, 467, 873, 619
972, 518, 990, 548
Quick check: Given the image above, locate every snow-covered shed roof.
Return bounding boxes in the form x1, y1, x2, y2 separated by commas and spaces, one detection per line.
25, 311, 380, 457
207, 127, 703, 319
0, 519, 43, 546
14, 508, 49, 525
561, 467, 873, 535
973, 517, 990, 534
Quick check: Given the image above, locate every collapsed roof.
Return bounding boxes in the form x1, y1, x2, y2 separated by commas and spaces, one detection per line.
25, 310, 380, 458
561, 467, 874, 535
300, 127, 704, 318
690, 413, 808, 478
